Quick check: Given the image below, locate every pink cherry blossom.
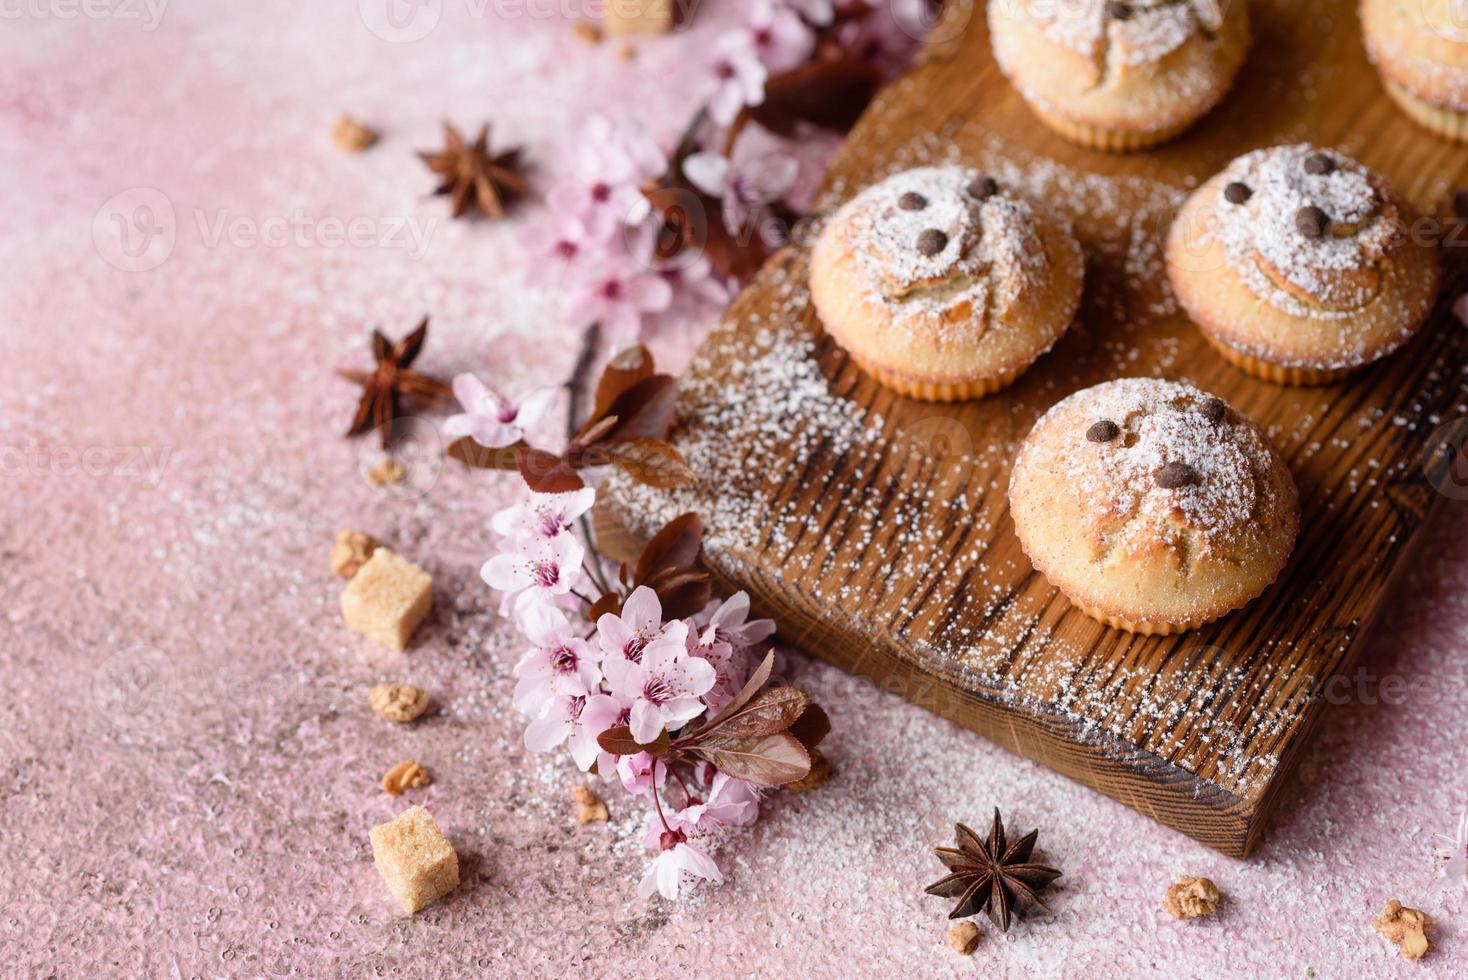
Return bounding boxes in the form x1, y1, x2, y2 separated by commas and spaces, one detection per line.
604, 629, 716, 743
683, 123, 799, 238
491, 488, 597, 544
782, 121, 844, 213
654, 250, 734, 324
673, 772, 760, 832
782, 0, 833, 26
745, 0, 816, 72
443, 374, 557, 449
570, 247, 674, 344
547, 115, 665, 239
525, 692, 622, 771
697, 639, 752, 716
704, 34, 767, 126
597, 586, 684, 666
701, 591, 776, 648
481, 533, 584, 610
522, 214, 591, 288
512, 603, 603, 715
838, 0, 925, 78
616, 750, 667, 795
1435, 810, 1468, 883
637, 830, 723, 900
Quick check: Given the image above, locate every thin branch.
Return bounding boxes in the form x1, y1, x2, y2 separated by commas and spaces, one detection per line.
563, 321, 615, 596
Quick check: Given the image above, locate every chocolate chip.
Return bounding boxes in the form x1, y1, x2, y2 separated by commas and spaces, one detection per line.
1105, 1, 1132, 19
966, 176, 999, 201
1155, 462, 1200, 489
916, 228, 948, 256
898, 191, 927, 211
1295, 205, 1329, 239
1086, 420, 1121, 443
1223, 181, 1252, 205
1200, 397, 1227, 424
1303, 153, 1335, 176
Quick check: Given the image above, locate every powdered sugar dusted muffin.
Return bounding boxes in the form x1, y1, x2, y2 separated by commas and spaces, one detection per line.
809, 165, 1084, 401
1362, 0, 1468, 141
1165, 144, 1439, 385
1009, 379, 1298, 635
987, 0, 1250, 151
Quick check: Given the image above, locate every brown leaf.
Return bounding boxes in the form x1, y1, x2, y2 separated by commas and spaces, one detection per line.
587, 592, 622, 622
569, 414, 619, 452
689, 650, 775, 739
606, 439, 696, 488
696, 732, 810, 787
446, 436, 524, 470
596, 725, 672, 757
644, 179, 773, 283
594, 345, 655, 419
635, 513, 704, 586
656, 575, 713, 621
707, 687, 810, 740
517, 448, 583, 493
788, 702, 830, 752
601, 375, 679, 443
743, 54, 882, 139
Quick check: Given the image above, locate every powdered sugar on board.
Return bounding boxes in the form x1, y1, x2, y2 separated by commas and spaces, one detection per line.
605, 292, 1298, 800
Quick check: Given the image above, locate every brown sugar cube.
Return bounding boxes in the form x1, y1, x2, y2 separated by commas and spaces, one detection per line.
603, 0, 673, 36
369, 805, 459, 914
341, 549, 432, 650
366, 457, 405, 487
382, 759, 432, 796
946, 920, 980, 955
371, 682, 429, 723
573, 784, 609, 823
331, 115, 378, 153
1163, 875, 1220, 920
1373, 899, 1433, 959
332, 529, 378, 578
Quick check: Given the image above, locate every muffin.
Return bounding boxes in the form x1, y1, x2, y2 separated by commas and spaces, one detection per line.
809, 165, 1084, 401
1165, 144, 1439, 384
987, 0, 1251, 151
1009, 379, 1299, 635
1361, 0, 1468, 141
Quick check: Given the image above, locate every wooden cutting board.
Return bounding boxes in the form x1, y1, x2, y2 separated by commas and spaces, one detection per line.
595, 0, 1468, 856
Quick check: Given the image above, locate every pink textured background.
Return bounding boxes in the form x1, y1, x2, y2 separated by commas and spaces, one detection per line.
2, 3, 1466, 976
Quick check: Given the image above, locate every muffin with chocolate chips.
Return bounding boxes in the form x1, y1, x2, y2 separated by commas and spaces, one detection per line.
810, 165, 1084, 401
1362, 0, 1468, 141
988, 0, 1251, 151
1166, 144, 1439, 384
1009, 379, 1298, 635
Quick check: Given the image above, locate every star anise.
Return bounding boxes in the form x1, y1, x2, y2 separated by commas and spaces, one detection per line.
339, 318, 452, 447
418, 122, 529, 219
925, 809, 1061, 932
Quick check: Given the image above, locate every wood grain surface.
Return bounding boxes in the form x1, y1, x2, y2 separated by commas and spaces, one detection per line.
596, 0, 1468, 856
